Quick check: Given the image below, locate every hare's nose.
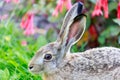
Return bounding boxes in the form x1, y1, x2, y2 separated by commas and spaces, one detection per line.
29, 65, 34, 70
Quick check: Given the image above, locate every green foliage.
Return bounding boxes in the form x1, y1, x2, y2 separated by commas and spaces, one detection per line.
108, 2, 117, 12
98, 26, 120, 45
113, 19, 120, 26
0, 68, 10, 80
46, 28, 57, 42
0, 21, 44, 80
0, 0, 120, 80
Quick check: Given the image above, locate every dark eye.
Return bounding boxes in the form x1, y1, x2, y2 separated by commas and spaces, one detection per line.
44, 54, 52, 60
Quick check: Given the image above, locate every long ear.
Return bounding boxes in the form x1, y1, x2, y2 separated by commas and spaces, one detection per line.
57, 2, 86, 53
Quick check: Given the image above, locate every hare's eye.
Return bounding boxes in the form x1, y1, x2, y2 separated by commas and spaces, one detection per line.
44, 54, 52, 61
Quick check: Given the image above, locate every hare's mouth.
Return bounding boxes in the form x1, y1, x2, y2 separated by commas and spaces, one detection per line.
30, 68, 44, 74
29, 65, 44, 74
31, 70, 44, 74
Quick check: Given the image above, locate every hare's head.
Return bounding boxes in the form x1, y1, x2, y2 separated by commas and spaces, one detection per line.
28, 2, 86, 74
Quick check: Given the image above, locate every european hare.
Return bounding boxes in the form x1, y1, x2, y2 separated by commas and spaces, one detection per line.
29, 2, 120, 80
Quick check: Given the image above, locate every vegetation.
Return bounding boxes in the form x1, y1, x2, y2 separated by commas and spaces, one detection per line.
0, 0, 120, 80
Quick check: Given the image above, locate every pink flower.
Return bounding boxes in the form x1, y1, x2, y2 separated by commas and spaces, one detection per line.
52, 0, 63, 17
12, 0, 19, 4
117, 2, 120, 19
92, 0, 109, 18
21, 40, 27, 46
64, 0, 72, 10
92, 0, 102, 17
4, 0, 11, 3
20, 12, 35, 36
52, 0, 72, 17
4, 0, 19, 3
0, 14, 8, 20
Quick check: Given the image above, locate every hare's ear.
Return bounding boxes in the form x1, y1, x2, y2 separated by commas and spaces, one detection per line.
57, 2, 86, 53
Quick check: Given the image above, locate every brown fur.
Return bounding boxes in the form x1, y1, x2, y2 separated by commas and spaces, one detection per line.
42, 47, 120, 80
28, 2, 120, 80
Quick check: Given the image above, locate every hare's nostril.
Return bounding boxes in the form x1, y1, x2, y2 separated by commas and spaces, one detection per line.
29, 66, 33, 70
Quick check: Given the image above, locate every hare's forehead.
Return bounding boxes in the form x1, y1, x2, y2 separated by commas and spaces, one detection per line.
36, 44, 58, 55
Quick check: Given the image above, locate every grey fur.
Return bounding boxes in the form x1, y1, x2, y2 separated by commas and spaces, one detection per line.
28, 2, 120, 80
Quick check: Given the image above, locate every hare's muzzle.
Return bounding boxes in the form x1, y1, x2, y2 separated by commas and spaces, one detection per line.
28, 64, 36, 72
28, 63, 44, 74
29, 65, 34, 70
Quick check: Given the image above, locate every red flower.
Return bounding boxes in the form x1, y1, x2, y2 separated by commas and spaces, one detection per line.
20, 12, 35, 36
89, 25, 98, 40
92, 0, 108, 18
52, 0, 72, 17
117, 2, 120, 19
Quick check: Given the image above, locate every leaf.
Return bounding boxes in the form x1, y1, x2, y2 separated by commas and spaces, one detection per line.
0, 68, 10, 80
0, 70, 5, 80
101, 26, 120, 37
89, 0, 97, 4
71, 45, 78, 53
98, 36, 105, 45
108, 2, 117, 12
98, 26, 120, 45
4, 68, 10, 80
86, 14, 91, 29
36, 35, 48, 48
79, 42, 87, 52
46, 28, 57, 42
113, 19, 120, 26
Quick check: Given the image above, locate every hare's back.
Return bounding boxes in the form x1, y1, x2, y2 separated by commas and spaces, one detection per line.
82, 47, 120, 69
62, 47, 120, 80
71, 47, 120, 72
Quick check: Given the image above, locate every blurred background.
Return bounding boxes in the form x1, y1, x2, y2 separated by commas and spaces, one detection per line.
0, 0, 120, 79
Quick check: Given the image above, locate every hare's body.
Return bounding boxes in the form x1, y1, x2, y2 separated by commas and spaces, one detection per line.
29, 2, 120, 80
43, 47, 120, 80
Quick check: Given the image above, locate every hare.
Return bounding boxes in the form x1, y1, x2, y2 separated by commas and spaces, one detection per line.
28, 2, 120, 80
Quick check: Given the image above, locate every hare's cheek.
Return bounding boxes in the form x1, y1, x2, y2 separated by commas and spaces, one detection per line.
44, 60, 57, 71
37, 58, 44, 64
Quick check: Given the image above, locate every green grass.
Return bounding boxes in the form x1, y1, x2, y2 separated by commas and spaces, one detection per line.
0, 21, 47, 80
